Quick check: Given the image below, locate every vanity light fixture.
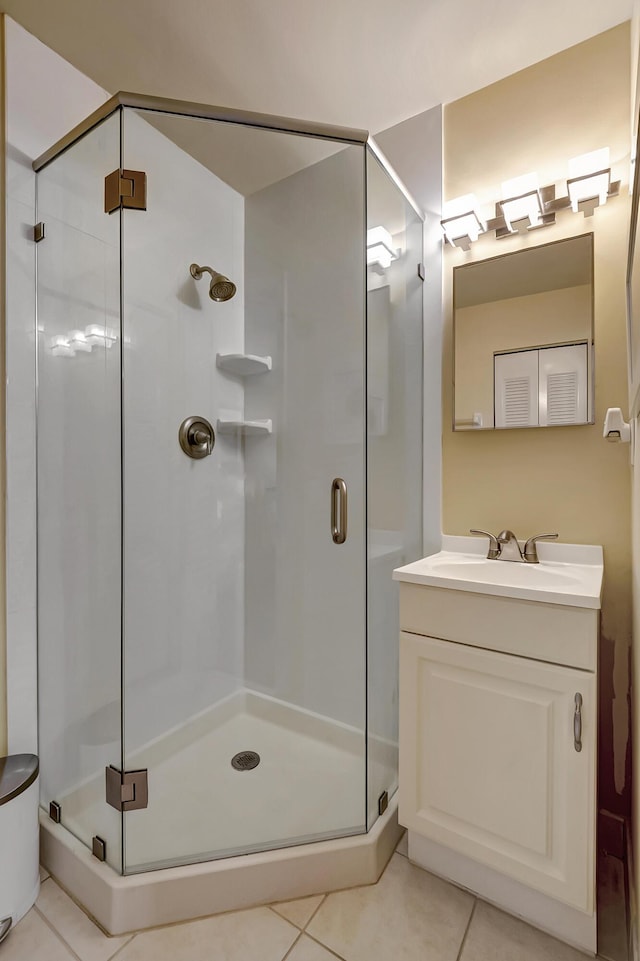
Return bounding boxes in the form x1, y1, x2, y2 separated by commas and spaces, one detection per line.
567, 148, 612, 217
442, 149, 620, 252
366, 225, 397, 271
499, 173, 544, 233
440, 194, 485, 251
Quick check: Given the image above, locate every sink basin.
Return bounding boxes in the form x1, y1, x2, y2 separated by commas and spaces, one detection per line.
393, 540, 603, 609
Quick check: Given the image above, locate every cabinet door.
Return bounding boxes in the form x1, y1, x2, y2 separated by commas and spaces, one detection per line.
399, 632, 595, 912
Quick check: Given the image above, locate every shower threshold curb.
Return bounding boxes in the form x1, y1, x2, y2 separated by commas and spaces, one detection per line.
40, 798, 402, 935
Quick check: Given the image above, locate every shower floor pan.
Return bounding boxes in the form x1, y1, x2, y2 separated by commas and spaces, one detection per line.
40, 691, 401, 934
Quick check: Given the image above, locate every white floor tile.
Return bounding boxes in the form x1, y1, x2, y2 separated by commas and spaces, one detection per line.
115, 906, 298, 961
307, 853, 474, 961
459, 901, 590, 961
39, 865, 50, 881
271, 895, 325, 929
37, 878, 132, 961
287, 934, 346, 961
0, 909, 75, 961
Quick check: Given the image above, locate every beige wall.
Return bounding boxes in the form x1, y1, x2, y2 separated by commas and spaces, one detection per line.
455, 284, 591, 426
443, 23, 632, 811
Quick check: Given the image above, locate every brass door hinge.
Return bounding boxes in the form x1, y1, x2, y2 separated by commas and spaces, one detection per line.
105, 169, 147, 214
105, 765, 148, 811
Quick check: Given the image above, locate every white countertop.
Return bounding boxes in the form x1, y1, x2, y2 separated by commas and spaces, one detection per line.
393, 535, 603, 610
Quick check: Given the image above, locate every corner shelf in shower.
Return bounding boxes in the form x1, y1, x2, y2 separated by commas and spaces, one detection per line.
216, 418, 273, 436
216, 353, 272, 376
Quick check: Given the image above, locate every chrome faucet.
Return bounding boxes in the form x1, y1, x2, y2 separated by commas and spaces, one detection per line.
496, 529, 523, 562
470, 529, 558, 563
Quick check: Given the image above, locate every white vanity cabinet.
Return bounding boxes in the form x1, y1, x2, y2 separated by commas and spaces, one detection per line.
394, 539, 602, 953
400, 629, 595, 911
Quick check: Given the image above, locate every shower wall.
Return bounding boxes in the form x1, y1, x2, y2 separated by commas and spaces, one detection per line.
243, 146, 366, 730
121, 110, 246, 757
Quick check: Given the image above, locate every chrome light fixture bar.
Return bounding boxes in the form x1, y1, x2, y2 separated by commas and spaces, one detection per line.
441, 148, 620, 251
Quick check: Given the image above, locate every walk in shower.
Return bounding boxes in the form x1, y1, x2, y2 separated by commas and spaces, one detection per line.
34, 94, 423, 879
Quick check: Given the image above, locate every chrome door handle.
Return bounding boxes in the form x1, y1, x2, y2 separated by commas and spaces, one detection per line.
574, 692, 583, 752
331, 478, 347, 544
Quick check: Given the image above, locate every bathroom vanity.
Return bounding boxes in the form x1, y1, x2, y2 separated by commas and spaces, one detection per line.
394, 535, 603, 953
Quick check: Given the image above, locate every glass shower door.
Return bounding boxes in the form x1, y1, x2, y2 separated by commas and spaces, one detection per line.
366, 148, 424, 827
36, 112, 123, 871
120, 107, 367, 872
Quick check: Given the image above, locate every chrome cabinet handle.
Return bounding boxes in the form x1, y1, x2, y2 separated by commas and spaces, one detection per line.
469, 529, 500, 559
574, 692, 583, 752
331, 478, 347, 545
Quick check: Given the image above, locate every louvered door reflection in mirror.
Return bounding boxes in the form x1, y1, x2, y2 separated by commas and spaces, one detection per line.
453, 234, 594, 431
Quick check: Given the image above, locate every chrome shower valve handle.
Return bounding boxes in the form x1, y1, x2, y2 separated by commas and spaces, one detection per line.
178, 416, 215, 459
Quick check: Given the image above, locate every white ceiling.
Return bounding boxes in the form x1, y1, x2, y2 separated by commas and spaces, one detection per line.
2, 0, 633, 136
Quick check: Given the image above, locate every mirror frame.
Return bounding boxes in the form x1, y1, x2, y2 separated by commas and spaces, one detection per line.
452, 232, 595, 432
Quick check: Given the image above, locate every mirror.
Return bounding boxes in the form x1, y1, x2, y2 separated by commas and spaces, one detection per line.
453, 233, 594, 430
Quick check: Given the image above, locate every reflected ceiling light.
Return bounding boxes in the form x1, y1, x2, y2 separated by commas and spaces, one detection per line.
567, 148, 611, 217
441, 194, 484, 251
366, 226, 397, 270
499, 173, 543, 233
50, 335, 74, 357
85, 324, 117, 347
68, 329, 92, 353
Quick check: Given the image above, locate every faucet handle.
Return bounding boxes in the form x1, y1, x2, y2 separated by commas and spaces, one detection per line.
469, 529, 500, 560
523, 533, 558, 564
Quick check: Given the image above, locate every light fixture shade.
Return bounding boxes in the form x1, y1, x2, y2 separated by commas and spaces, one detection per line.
567, 149, 611, 215
440, 194, 484, 248
500, 173, 542, 231
366, 225, 397, 269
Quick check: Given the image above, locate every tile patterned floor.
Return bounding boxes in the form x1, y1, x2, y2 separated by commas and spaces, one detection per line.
2, 837, 597, 961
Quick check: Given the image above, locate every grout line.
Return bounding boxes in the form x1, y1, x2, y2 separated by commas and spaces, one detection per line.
303, 930, 349, 959
304, 894, 327, 930
35, 878, 135, 961
456, 898, 478, 961
105, 934, 138, 961
280, 928, 305, 960
268, 893, 328, 932
33, 906, 83, 961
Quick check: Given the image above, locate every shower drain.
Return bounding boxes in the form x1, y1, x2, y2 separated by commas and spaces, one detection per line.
231, 751, 261, 771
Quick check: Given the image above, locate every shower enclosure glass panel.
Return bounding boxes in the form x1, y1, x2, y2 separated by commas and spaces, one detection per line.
35, 95, 424, 878
36, 112, 123, 871
366, 149, 424, 828
120, 108, 367, 871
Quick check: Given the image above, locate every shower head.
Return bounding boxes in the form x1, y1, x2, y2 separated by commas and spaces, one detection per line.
190, 263, 237, 302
